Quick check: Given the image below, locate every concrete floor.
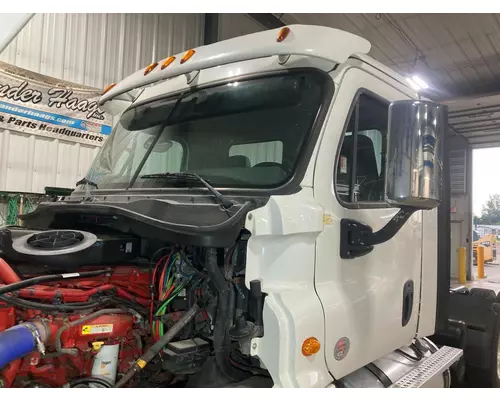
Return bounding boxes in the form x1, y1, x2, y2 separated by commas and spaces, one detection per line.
451, 258, 500, 293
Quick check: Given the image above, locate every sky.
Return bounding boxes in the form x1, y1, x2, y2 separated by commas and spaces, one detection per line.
473, 148, 500, 216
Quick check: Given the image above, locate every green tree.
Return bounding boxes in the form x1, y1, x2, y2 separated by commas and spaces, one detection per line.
480, 194, 500, 224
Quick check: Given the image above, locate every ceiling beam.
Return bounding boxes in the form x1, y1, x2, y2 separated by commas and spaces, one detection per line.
451, 117, 500, 127
449, 104, 500, 118
454, 124, 500, 134
469, 141, 500, 149
439, 81, 500, 102
461, 132, 500, 140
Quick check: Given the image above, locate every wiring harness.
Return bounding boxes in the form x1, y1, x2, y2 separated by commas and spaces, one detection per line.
150, 250, 196, 341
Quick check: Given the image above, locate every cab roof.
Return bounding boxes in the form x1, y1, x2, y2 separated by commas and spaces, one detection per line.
99, 24, 371, 106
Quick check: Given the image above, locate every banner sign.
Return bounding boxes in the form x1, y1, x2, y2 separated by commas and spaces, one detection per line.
0, 61, 112, 146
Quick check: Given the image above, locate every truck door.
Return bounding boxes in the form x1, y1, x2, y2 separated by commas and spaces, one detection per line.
313, 68, 422, 379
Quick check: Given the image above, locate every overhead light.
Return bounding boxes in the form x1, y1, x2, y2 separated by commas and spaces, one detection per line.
412, 76, 429, 89
405, 76, 429, 92
406, 77, 421, 91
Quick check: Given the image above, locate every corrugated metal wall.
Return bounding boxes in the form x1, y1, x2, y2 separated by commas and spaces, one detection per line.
0, 129, 100, 193
0, 13, 204, 194
0, 13, 204, 88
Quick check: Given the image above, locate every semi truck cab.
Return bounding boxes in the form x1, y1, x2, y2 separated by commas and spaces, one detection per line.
13, 25, 500, 388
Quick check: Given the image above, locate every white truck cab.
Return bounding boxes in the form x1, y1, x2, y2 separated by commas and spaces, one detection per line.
22, 25, 500, 388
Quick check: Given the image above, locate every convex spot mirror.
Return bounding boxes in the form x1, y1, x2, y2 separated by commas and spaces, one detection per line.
385, 100, 447, 210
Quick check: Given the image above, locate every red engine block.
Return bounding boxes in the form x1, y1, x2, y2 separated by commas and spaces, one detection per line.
0, 262, 152, 388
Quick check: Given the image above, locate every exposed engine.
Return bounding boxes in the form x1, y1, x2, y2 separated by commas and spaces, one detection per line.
0, 227, 269, 388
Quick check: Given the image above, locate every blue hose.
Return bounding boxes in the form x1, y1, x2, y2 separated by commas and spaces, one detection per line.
0, 323, 38, 369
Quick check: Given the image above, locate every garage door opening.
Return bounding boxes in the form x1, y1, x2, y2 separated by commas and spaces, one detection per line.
472, 147, 500, 282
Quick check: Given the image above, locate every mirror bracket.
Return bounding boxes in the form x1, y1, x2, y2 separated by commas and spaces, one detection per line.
340, 207, 417, 260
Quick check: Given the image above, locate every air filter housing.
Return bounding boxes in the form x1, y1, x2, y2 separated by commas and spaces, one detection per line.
14, 230, 97, 256
0, 228, 140, 271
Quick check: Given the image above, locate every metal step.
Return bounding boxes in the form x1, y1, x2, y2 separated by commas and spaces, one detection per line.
390, 346, 463, 388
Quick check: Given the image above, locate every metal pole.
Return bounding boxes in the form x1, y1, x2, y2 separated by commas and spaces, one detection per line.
203, 14, 219, 45
0, 14, 34, 54
477, 246, 485, 279
459, 247, 466, 284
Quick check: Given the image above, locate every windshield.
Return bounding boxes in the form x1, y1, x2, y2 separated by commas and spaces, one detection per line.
81, 71, 329, 191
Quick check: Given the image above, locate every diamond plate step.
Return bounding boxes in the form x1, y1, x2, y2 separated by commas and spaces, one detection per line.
390, 346, 463, 388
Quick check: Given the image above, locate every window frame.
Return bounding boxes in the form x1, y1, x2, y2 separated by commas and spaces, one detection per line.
333, 88, 391, 210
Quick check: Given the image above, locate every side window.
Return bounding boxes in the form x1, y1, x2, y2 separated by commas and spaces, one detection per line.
336, 93, 388, 204
229, 140, 283, 167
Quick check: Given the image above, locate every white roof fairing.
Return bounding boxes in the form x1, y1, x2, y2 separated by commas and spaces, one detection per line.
99, 24, 371, 106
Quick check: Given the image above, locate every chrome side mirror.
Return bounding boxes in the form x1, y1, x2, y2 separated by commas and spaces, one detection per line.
385, 100, 447, 210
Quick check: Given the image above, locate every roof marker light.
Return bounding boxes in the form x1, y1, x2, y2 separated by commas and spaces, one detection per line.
161, 56, 176, 70
103, 83, 116, 95
181, 49, 195, 64
277, 27, 291, 43
144, 62, 158, 76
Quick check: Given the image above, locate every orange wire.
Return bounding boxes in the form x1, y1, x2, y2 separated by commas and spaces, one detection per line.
158, 254, 172, 300
150, 253, 171, 331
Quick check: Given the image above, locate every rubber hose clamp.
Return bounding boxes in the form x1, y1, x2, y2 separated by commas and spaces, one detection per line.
24, 322, 45, 355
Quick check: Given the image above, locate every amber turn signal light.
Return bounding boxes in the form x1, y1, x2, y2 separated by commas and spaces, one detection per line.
302, 337, 321, 356
277, 27, 291, 43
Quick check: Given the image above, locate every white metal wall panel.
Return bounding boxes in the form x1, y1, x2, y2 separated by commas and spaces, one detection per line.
450, 149, 467, 194
0, 129, 100, 193
0, 13, 204, 88
0, 13, 203, 194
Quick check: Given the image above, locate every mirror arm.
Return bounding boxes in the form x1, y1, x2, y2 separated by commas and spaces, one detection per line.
364, 207, 417, 246
340, 207, 417, 260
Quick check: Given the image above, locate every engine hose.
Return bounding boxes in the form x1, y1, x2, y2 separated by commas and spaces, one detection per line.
0, 294, 109, 312
0, 321, 48, 369
0, 269, 111, 296
55, 308, 128, 356
114, 303, 200, 388
206, 248, 228, 293
206, 248, 250, 382
0, 258, 20, 284
66, 376, 114, 388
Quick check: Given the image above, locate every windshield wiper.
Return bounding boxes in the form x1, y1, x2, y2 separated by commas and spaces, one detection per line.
140, 172, 234, 210
127, 92, 187, 189
75, 177, 98, 189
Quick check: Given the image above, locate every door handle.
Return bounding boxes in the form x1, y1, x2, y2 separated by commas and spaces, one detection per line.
402, 280, 414, 327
